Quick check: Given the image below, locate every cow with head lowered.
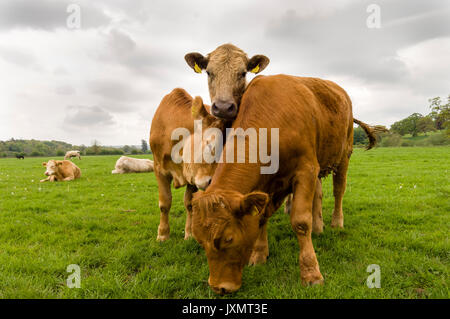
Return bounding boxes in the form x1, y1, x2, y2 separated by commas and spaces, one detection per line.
190, 74, 380, 295
149, 89, 226, 241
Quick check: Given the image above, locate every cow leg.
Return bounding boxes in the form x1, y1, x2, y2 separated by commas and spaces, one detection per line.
290, 164, 324, 285
331, 160, 349, 229
155, 171, 172, 241
284, 194, 292, 214
63, 175, 75, 181
249, 221, 269, 266
183, 184, 196, 240
312, 178, 324, 234
40, 176, 51, 183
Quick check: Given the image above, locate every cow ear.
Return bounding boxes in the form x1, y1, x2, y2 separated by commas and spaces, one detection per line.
191, 96, 209, 120
42, 162, 47, 167
185, 52, 208, 73
247, 55, 270, 74
240, 192, 269, 217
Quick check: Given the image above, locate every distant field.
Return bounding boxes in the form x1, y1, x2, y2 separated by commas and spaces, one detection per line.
0, 148, 448, 298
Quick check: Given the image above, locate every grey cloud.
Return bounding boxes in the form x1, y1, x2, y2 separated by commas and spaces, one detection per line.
89, 79, 148, 102
64, 105, 115, 128
0, 46, 40, 69
0, 0, 111, 30
55, 85, 75, 95
264, 0, 450, 83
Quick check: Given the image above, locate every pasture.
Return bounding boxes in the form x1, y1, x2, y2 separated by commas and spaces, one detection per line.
0, 147, 448, 299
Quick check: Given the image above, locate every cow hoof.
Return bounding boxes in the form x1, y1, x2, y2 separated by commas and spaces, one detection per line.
157, 234, 169, 241
331, 220, 344, 229
184, 233, 192, 240
248, 252, 268, 266
301, 275, 324, 286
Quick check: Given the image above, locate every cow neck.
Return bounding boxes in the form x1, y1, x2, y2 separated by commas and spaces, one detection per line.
208, 162, 261, 195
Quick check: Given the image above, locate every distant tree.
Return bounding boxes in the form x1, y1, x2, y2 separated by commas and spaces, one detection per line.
123, 145, 131, 154
416, 116, 436, 135
391, 113, 423, 137
428, 95, 450, 132
91, 140, 101, 155
141, 139, 149, 153
353, 127, 368, 145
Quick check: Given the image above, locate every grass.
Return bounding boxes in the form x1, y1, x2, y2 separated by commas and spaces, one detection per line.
0, 147, 448, 299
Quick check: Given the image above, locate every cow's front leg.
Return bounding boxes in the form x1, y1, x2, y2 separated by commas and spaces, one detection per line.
40, 176, 51, 183
249, 221, 269, 266
290, 164, 324, 286
155, 171, 172, 241
183, 184, 196, 240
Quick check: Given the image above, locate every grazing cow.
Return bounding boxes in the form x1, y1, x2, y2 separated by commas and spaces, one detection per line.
185, 43, 270, 119
149, 89, 225, 241
16, 154, 24, 159
64, 150, 81, 160
191, 74, 378, 294
112, 156, 154, 174
40, 160, 81, 182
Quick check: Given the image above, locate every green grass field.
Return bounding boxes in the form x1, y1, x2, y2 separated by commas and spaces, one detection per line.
0, 147, 448, 299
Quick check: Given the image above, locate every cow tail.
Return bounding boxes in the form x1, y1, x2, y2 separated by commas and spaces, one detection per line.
353, 118, 387, 150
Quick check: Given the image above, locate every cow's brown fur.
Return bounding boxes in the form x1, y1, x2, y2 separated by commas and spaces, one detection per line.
149, 89, 225, 241
191, 74, 358, 294
40, 160, 81, 182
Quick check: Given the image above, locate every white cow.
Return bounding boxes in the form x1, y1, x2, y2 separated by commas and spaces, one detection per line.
64, 150, 81, 160
112, 156, 154, 174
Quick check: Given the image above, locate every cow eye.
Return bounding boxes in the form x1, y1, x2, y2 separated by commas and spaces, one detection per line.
239, 72, 246, 78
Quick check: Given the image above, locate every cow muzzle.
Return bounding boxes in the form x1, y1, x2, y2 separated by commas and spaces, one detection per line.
211, 100, 237, 119
209, 281, 241, 295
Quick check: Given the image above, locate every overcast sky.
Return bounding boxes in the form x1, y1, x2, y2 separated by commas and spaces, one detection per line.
0, 0, 449, 146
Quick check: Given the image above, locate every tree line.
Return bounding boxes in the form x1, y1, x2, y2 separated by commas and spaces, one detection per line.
354, 95, 449, 147
0, 139, 152, 158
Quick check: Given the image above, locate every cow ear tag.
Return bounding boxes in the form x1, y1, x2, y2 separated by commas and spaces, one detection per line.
251, 206, 259, 216
250, 64, 259, 73
194, 63, 202, 73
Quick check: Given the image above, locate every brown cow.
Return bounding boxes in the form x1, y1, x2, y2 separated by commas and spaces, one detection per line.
185, 43, 270, 119
40, 160, 81, 182
149, 89, 225, 241
191, 74, 378, 294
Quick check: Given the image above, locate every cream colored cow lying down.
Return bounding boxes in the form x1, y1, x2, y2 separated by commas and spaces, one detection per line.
64, 150, 81, 160
112, 156, 154, 174
41, 160, 81, 182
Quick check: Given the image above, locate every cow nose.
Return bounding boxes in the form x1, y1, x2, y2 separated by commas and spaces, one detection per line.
195, 176, 211, 190
45, 172, 50, 176
211, 100, 237, 119
212, 282, 240, 295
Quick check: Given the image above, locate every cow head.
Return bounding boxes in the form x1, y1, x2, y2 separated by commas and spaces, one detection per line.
182, 96, 224, 190
42, 160, 61, 176
185, 44, 269, 120
191, 190, 269, 294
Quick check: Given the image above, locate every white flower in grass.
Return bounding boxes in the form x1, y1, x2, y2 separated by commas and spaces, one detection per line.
413, 185, 417, 189
11, 192, 14, 195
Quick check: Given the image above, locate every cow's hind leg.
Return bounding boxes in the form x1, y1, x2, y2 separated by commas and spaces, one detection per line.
249, 218, 270, 266
312, 178, 324, 234
331, 159, 349, 229
155, 171, 172, 241
290, 162, 323, 285
183, 184, 196, 240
